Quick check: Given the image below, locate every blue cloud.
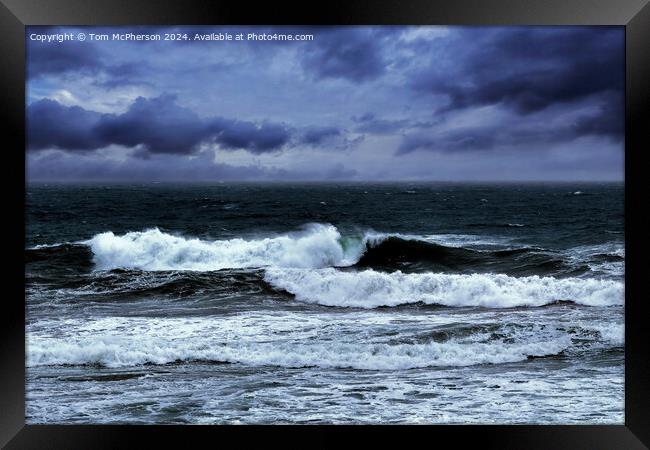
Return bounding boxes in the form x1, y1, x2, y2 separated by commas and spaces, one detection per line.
27, 95, 350, 155
27, 98, 104, 150
411, 27, 623, 117
299, 126, 341, 145
299, 28, 387, 83
27, 40, 104, 78
25, 26, 625, 181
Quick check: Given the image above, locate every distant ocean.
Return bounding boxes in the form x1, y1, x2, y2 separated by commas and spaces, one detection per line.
25, 183, 624, 424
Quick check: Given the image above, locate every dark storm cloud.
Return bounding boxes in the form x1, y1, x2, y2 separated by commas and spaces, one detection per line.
28, 95, 294, 154
28, 26, 392, 87
27, 27, 157, 88
27, 95, 352, 155
27, 98, 105, 150
299, 126, 342, 146
396, 27, 625, 155
396, 125, 542, 154
299, 28, 387, 83
570, 91, 624, 137
207, 118, 292, 153
26, 26, 624, 181
27, 42, 104, 77
412, 27, 624, 116
396, 99, 624, 155
27, 38, 150, 91
94, 95, 208, 153
296, 126, 365, 151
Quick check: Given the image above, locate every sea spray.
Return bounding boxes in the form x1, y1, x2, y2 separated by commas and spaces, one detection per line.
85, 224, 371, 271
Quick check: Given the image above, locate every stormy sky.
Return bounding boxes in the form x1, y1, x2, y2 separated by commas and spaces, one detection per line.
26, 26, 624, 182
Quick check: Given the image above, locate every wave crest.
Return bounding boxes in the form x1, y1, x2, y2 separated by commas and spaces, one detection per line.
85, 224, 366, 271
264, 268, 624, 308
61, 224, 623, 279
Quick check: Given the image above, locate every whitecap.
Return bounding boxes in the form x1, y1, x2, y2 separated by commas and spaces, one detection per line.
264, 268, 624, 308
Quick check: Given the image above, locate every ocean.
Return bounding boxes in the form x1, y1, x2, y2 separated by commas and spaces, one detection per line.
25, 182, 624, 424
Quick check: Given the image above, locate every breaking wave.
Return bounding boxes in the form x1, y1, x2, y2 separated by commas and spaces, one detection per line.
30, 224, 615, 277
263, 268, 624, 308
84, 224, 365, 271
28, 322, 571, 370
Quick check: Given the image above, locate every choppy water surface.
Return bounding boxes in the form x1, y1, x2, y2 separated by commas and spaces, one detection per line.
26, 183, 624, 424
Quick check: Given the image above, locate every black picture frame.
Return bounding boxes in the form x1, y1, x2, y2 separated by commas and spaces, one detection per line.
1, 0, 648, 447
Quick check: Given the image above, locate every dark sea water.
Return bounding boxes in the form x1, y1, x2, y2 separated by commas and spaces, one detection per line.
25, 182, 624, 424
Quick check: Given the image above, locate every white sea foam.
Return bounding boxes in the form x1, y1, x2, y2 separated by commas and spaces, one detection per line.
83, 225, 465, 272
564, 242, 625, 277
575, 321, 624, 346
27, 316, 571, 370
28, 242, 69, 250
28, 337, 571, 370
85, 224, 370, 271
264, 268, 624, 308
415, 233, 514, 249
595, 323, 625, 346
